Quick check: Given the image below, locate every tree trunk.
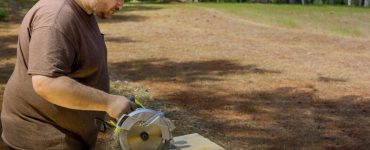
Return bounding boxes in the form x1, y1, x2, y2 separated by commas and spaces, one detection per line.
364, 0, 369, 6
348, 0, 352, 6
302, 0, 305, 5
328, 0, 335, 4
359, 0, 362, 6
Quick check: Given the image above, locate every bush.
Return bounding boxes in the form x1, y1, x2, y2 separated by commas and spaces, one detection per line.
271, 0, 288, 3
0, 9, 7, 21
313, 0, 323, 4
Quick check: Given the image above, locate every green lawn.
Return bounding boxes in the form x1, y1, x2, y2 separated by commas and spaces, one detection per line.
0, 0, 38, 21
197, 3, 370, 37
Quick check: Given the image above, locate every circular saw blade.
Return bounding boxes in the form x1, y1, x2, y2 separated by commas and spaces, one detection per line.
127, 123, 163, 150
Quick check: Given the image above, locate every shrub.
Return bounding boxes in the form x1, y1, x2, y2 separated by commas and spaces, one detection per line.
313, 0, 323, 4
271, 0, 288, 3
0, 8, 7, 21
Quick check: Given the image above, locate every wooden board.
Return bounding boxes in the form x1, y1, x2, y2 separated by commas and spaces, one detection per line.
171, 133, 225, 150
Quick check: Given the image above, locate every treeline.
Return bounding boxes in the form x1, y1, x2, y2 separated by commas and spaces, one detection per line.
190, 0, 369, 6
0, 0, 38, 21
136, 0, 369, 6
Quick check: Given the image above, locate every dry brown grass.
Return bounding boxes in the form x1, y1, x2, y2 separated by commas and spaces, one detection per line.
99, 4, 370, 149
1, 3, 370, 150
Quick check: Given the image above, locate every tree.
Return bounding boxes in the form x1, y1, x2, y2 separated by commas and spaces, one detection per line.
365, 0, 369, 6
348, 0, 351, 6
314, 0, 323, 4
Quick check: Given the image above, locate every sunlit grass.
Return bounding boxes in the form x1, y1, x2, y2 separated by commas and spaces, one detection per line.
110, 80, 152, 102
197, 3, 370, 37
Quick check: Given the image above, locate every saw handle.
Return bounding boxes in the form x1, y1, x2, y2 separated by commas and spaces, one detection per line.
95, 96, 145, 133
94, 117, 115, 133
129, 96, 145, 109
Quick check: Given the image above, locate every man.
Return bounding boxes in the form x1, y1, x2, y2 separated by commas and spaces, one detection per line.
1, 0, 136, 149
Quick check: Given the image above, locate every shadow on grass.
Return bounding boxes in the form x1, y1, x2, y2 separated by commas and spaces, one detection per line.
98, 14, 149, 23
123, 5, 163, 12
108, 59, 369, 149
104, 35, 138, 43
98, 4, 163, 23
0, 63, 14, 84
161, 87, 370, 149
0, 35, 17, 60
0, 65, 11, 150
109, 58, 281, 83
318, 76, 347, 83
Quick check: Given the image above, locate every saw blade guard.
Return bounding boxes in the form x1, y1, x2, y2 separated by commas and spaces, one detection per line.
116, 108, 175, 150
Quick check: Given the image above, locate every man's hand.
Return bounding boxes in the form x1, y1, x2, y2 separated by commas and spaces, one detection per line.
106, 95, 137, 119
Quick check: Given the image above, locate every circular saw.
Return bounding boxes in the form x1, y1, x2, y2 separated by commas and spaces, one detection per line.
115, 99, 175, 150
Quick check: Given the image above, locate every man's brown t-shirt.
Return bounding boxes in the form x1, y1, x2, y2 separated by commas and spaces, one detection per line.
1, 0, 109, 149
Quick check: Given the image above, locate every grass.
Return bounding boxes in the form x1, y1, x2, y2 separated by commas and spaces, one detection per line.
0, 0, 38, 21
0, 9, 6, 21
0, 1, 7, 21
110, 80, 152, 103
98, 4, 370, 149
197, 3, 370, 37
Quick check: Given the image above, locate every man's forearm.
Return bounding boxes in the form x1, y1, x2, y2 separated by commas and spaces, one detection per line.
32, 75, 134, 119
32, 75, 115, 112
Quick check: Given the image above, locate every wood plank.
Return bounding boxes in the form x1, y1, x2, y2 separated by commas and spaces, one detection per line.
171, 133, 225, 150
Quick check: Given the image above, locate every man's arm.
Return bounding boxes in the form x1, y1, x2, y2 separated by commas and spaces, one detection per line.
32, 75, 135, 119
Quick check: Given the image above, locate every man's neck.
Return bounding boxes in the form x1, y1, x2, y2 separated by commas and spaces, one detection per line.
74, 0, 95, 15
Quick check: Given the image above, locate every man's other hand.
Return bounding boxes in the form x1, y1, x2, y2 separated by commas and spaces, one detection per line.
107, 95, 138, 119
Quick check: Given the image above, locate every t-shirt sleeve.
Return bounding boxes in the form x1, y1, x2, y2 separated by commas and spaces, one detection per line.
28, 26, 76, 77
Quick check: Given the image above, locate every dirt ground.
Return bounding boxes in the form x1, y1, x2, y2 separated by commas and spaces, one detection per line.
1, 4, 370, 150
